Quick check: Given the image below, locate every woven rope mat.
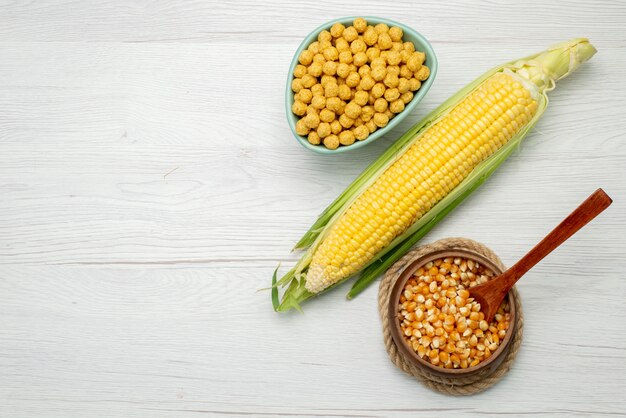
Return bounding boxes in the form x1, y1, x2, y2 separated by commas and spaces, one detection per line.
378, 237, 524, 395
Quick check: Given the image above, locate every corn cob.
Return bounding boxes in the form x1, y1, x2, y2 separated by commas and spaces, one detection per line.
273, 39, 596, 312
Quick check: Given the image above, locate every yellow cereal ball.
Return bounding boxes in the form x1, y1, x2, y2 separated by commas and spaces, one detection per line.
308, 41, 321, 54
368, 93, 377, 105
336, 63, 351, 79
384, 87, 400, 102
319, 76, 334, 88
338, 84, 352, 100
386, 50, 401, 66
343, 26, 358, 42
339, 130, 356, 146
378, 34, 392, 50
311, 83, 324, 97
361, 105, 374, 122
319, 39, 332, 50
365, 119, 377, 133
374, 97, 388, 113
308, 131, 321, 145
401, 91, 413, 104
353, 18, 367, 33
387, 65, 400, 77
296, 119, 310, 136
400, 64, 413, 79
344, 101, 362, 119
398, 77, 410, 94
404, 41, 416, 52
359, 74, 376, 91
366, 46, 381, 61
373, 112, 389, 128
330, 119, 343, 134
339, 114, 355, 128
388, 26, 403, 42
339, 50, 353, 64
385, 109, 394, 119
306, 106, 319, 115
335, 37, 350, 52
313, 53, 326, 64
291, 78, 304, 93
294, 64, 307, 78
371, 57, 386, 68
292, 100, 307, 116
351, 39, 367, 54
324, 134, 340, 150
322, 47, 338, 62
325, 97, 342, 112
389, 99, 405, 113
301, 74, 316, 88
358, 64, 371, 77
320, 108, 335, 123
374, 23, 389, 34
371, 82, 386, 98
348, 63, 357, 73
353, 117, 364, 127
311, 95, 326, 109
297, 88, 313, 104
317, 122, 331, 138
318, 30, 332, 43
391, 42, 403, 52
322, 60, 338, 76
407, 51, 425, 72
400, 50, 411, 64
354, 90, 369, 106
363, 28, 378, 46
409, 78, 422, 91
303, 112, 320, 129
330, 23, 345, 38
383, 73, 399, 88
371, 65, 386, 81
415, 65, 430, 81
324, 82, 339, 98
308, 62, 323, 77
346, 72, 361, 87
354, 124, 369, 140
299, 50, 314, 65
353, 51, 368, 67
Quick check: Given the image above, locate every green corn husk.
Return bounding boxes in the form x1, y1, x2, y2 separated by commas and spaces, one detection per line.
273, 38, 596, 312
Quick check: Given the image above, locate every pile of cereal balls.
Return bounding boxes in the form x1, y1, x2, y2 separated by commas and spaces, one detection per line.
291, 18, 430, 150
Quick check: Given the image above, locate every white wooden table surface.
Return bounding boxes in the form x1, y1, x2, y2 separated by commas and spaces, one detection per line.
1, 1, 625, 417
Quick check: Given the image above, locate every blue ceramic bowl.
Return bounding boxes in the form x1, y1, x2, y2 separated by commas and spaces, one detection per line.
286, 16, 438, 154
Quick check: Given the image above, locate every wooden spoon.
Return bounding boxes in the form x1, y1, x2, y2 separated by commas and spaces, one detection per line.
469, 188, 613, 322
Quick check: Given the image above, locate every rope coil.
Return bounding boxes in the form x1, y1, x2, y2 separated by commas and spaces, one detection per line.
378, 237, 523, 395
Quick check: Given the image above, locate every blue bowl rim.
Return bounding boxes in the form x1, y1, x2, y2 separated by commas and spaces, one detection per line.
285, 16, 438, 154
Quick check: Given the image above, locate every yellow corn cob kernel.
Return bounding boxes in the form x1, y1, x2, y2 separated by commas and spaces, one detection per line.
305, 72, 538, 293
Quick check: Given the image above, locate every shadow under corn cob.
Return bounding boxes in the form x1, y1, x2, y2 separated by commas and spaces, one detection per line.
273, 38, 596, 312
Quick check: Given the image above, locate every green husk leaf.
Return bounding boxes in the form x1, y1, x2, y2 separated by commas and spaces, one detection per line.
271, 265, 280, 311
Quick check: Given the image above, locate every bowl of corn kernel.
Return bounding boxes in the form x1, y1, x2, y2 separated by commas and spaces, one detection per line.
286, 17, 437, 153
388, 248, 516, 378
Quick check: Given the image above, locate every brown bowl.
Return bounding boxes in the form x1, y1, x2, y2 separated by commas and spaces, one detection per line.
388, 248, 517, 379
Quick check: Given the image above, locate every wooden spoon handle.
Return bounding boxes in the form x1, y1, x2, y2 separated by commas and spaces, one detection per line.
505, 188, 612, 285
